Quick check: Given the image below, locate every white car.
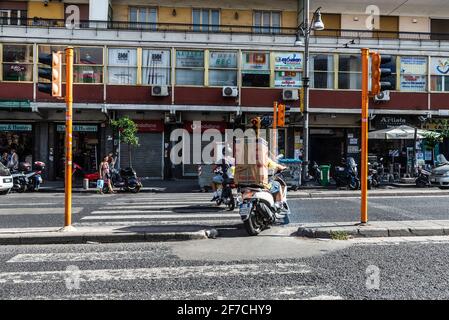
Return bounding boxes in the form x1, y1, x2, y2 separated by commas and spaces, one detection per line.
430, 155, 449, 188
0, 163, 13, 195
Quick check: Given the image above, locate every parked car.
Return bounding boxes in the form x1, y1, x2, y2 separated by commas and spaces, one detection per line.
0, 163, 13, 195
430, 155, 449, 188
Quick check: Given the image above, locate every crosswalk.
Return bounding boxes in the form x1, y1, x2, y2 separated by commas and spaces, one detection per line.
74, 193, 243, 228
0, 246, 343, 300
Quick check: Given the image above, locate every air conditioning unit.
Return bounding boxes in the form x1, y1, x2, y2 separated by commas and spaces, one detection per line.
222, 86, 238, 97
151, 85, 169, 97
282, 88, 299, 101
374, 90, 390, 102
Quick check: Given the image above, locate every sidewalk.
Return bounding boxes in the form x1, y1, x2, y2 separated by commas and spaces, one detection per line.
0, 225, 215, 245
297, 220, 449, 239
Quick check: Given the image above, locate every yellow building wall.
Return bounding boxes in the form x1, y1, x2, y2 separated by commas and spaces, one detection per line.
113, 5, 129, 21
221, 9, 253, 32
282, 11, 297, 29
158, 7, 191, 31
28, 2, 65, 19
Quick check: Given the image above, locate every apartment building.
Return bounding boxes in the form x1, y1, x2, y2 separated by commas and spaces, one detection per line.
0, 0, 449, 179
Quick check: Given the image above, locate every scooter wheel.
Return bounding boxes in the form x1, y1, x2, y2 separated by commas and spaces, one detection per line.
244, 213, 263, 236
129, 185, 141, 193
227, 197, 236, 211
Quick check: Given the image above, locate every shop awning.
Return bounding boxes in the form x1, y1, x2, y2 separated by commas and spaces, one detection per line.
0, 99, 31, 111
368, 125, 437, 140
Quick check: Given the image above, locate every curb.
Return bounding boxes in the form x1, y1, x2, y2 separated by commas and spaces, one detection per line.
297, 226, 449, 239
288, 191, 449, 199
0, 229, 211, 245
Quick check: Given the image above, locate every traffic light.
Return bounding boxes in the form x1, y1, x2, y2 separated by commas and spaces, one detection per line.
277, 103, 285, 127
38, 52, 62, 97
250, 117, 261, 130
370, 52, 394, 96
284, 105, 291, 125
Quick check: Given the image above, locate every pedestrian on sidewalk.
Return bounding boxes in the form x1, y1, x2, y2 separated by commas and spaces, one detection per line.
99, 156, 115, 194
7, 147, 19, 171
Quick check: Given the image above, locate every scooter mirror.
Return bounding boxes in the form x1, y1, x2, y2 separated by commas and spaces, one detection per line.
276, 154, 284, 160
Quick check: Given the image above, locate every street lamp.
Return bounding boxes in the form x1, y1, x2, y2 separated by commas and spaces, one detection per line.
295, 4, 324, 184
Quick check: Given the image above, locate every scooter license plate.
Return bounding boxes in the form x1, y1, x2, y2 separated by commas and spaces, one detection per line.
239, 203, 252, 217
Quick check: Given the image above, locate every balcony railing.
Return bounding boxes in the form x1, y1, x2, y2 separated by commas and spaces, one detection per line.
1, 18, 449, 41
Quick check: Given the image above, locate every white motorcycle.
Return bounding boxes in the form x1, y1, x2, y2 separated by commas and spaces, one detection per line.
238, 169, 291, 236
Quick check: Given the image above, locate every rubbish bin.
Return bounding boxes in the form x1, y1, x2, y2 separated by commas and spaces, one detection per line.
319, 165, 331, 186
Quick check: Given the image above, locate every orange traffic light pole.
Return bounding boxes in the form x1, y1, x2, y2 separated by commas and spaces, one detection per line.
361, 48, 369, 224
64, 47, 74, 228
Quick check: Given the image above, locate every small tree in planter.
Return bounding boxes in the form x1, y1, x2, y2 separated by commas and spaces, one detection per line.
111, 117, 139, 168
423, 120, 449, 164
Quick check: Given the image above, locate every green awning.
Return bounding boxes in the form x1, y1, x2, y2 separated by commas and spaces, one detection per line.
0, 99, 31, 110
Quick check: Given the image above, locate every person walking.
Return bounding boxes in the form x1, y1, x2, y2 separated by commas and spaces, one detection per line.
1, 152, 8, 166
7, 148, 19, 171
99, 156, 115, 194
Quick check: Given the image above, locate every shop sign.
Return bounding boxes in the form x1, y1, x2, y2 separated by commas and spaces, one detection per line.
275, 71, 301, 88
400, 56, 427, 91
374, 116, 411, 129
0, 124, 32, 132
274, 52, 303, 70
183, 121, 226, 134
135, 120, 164, 133
108, 48, 137, 66
176, 50, 204, 68
57, 125, 98, 132
209, 51, 237, 68
242, 52, 269, 71
431, 57, 449, 75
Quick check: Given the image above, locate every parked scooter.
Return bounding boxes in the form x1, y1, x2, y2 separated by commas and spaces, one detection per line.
309, 161, 322, 184
212, 165, 236, 211
416, 166, 431, 188
334, 157, 360, 190
11, 161, 45, 193
238, 168, 290, 236
107, 167, 142, 193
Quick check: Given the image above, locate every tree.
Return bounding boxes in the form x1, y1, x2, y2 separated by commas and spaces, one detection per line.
423, 119, 449, 164
111, 117, 139, 168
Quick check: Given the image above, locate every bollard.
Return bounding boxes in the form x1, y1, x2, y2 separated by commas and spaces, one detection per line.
83, 178, 89, 190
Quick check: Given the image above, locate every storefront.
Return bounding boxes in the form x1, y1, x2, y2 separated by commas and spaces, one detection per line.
54, 124, 100, 179
119, 120, 164, 179
0, 123, 34, 163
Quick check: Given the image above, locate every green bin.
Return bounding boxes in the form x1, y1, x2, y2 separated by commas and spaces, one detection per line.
319, 165, 331, 186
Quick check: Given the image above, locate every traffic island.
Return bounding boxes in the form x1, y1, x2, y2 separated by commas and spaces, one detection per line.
0, 226, 214, 245
297, 220, 449, 239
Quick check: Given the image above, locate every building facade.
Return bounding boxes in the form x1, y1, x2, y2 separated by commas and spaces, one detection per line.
1, 0, 449, 180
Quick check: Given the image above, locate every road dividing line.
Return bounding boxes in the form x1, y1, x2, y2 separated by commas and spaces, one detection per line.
7, 251, 157, 263
82, 214, 238, 220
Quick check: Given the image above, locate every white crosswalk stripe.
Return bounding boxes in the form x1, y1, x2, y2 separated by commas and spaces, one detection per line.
74, 193, 242, 227
2, 249, 342, 300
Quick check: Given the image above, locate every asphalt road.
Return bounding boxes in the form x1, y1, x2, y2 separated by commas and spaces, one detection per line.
1, 191, 449, 229
1, 236, 449, 300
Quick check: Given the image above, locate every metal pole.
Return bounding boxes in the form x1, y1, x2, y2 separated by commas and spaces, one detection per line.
361, 48, 369, 224
302, 0, 310, 184
273, 101, 278, 157
64, 47, 74, 227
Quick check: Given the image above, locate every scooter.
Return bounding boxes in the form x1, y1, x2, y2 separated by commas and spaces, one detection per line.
238, 169, 290, 236
416, 167, 431, 188
212, 166, 236, 211
11, 161, 45, 192
107, 167, 142, 193
309, 161, 321, 184
334, 157, 360, 190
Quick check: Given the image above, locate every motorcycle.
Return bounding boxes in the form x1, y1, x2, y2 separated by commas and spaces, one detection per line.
11, 161, 45, 193
334, 157, 360, 190
106, 167, 142, 193
416, 166, 431, 188
367, 162, 379, 189
309, 161, 321, 184
212, 165, 236, 211
238, 169, 290, 236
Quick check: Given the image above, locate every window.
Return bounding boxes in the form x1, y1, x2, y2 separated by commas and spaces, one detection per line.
73, 47, 103, 84
373, 16, 399, 39
400, 56, 427, 92
241, 52, 270, 87
338, 55, 361, 89
38, 45, 66, 82
0, 9, 27, 26
176, 50, 204, 86
129, 7, 157, 30
310, 54, 334, 89
314, 14, 340, 37
274, 52, 303, 88
430, 19, 449, 40
192, 9, 219, 32
208, 51, 237, 86
2, 44, 33, 82
142, 49, 171, 85
108, 48, 138, 85
430, 57, 449, 91
254, 11, 281, 34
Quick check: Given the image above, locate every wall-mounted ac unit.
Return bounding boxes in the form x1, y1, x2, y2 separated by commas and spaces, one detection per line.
152, 85, 169, 96
282, 88, 299, 101
222, 86, 238, 97
374, 90, 390, 102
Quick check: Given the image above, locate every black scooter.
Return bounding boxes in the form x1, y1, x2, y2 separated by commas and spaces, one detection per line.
104, 167, 142, 193
334, 157, 360, 190
416, 167, 431, 188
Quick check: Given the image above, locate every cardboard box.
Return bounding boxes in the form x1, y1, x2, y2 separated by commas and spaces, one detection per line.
234, 137, 269, 185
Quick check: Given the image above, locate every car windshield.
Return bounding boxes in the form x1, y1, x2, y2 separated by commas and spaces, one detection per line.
0, 162, 10, 176
436, 154, 449, 165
